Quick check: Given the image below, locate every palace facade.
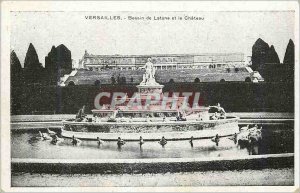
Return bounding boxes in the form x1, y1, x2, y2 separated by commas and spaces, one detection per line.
79, 51, 249, 71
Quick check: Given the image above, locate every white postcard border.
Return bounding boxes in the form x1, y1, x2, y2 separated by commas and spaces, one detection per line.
1, 1, 299, 192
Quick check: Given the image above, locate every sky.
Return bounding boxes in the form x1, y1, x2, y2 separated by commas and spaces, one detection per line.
10, 11, 295, 67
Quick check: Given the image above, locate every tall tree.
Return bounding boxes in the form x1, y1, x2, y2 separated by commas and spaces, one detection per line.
45, 44, 72, 84
283, 39, 295, 66
266, 45, 280, 64
23, 43, 43, 84
251, 38, 269, 70
45, 46, 57, 72
10, 50, 23, 86
45, 46, 58, 84
56, 44, 72, 71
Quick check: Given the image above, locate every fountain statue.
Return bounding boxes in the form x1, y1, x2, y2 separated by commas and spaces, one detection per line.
137, 58, 164, 94
139, 58, 159, 86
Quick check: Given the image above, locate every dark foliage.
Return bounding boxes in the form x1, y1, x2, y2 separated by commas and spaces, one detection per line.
252, 38, 294, 82
10, 50, 23, 86
45, 44, 72, 84
252, 38, 270, 70
283, 39, 295, 66
266, 45, 280, 64
252, 38, 280, 70
23, 43, 43, 84
11, 82, 294, 115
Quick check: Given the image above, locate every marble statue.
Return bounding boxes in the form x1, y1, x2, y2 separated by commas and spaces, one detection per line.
139, 58, 158, 85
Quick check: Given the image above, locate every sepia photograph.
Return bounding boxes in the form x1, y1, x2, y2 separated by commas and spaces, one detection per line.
1, 1, 299, 192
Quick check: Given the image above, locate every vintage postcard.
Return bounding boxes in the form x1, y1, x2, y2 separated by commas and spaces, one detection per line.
1, 1, 299, 192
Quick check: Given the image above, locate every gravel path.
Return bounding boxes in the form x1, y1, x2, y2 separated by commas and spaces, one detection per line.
12, 168, 294, 187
